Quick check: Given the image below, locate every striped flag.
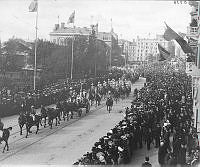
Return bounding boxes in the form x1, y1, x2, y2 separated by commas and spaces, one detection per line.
176, 36, 194, 54
29, 0, 38, 12
158, 44, 170, 61
163, 23, 179, 41
163, 23, 194, 54
67, 11, 75, 24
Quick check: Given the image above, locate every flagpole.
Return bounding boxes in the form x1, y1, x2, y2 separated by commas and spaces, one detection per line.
71, 35, 74, 80
110, 18, 112, 71
33, 2, 38, 91
71, 20, 75, 80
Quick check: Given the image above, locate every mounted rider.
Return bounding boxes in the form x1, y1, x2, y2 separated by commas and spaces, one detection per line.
0, 118, 4, 143
30, 105, 36, 121
106, 94, 113, 113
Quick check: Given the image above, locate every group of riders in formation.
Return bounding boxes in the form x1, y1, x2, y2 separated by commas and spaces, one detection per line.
0, 78, 131, 151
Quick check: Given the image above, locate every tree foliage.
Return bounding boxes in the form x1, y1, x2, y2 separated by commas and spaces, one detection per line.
1, 36, 122, 86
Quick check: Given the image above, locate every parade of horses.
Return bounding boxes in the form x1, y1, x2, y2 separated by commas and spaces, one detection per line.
0, 74, 133, 151
0, 0, 200, 166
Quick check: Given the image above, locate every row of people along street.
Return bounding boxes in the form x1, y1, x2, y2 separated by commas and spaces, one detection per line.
0, 61, 199, 166
74, 62, 200, 166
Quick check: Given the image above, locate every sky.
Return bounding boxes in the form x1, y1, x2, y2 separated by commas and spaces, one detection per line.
0, 0, 191, 42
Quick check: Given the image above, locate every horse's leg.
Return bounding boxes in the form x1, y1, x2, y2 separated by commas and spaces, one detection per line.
55, 118, 57, 126
26, 124, 29, 138
3, 142, 6, 153
40, 118, 42, 126
44, 117, 46, 128
58, 116, 60, 124
28, 123, 32, 133
36, 123, 39, 134
50, 120, 53, 129
63, 111, 66, 121
6, 141, 9, 151
19, 124, 22, 135
71, 111, 73, 119
59, 111, 61, 121
49, 119, 52, 129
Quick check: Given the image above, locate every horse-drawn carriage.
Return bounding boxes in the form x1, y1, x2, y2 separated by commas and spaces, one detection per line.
64, 99, 90, 118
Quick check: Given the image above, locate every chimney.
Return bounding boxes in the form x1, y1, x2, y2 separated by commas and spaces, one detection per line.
61, 22, 65, 29
54, 24, 59, 30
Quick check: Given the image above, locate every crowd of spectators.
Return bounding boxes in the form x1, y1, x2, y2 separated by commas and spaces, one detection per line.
74, 62, 200, 166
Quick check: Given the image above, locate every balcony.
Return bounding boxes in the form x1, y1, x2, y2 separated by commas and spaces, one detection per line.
187, 26, 198, 35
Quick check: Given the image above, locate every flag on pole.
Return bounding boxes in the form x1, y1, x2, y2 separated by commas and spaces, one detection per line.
175, 36, 194, 54
29, 0, 38, 12
163, 23, 194, 54
158, 44, 170, 61
67, 11, 75, 24
163, 23, 179, 41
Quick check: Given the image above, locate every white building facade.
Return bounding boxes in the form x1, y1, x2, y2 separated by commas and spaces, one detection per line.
135, 35, 171, 62
118, 39, 136, 63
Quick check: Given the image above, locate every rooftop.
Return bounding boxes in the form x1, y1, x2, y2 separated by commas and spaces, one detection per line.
50, 26, 91, 36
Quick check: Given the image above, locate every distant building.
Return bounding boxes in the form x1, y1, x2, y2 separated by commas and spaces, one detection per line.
49, 23, 93, 45
97, 28, 118, 48
50, 22, 118, 48
135, 35, 174, 63
118, 39, 136, 63
49, 22, 122, 67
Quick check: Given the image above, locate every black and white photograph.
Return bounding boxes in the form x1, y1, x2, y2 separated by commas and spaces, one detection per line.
0, 0, 199, 166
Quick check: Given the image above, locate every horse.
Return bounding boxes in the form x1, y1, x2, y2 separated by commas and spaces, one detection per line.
113, 90, 120, 104
18, 112, 26, 135
0, 127, 12, 153
46, 108, 60, 129
25, 114, 42, 138
40, 106, 48, 128
84, 98, 90, 113
106, 97, 113, 113
61, 101, 70, 121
